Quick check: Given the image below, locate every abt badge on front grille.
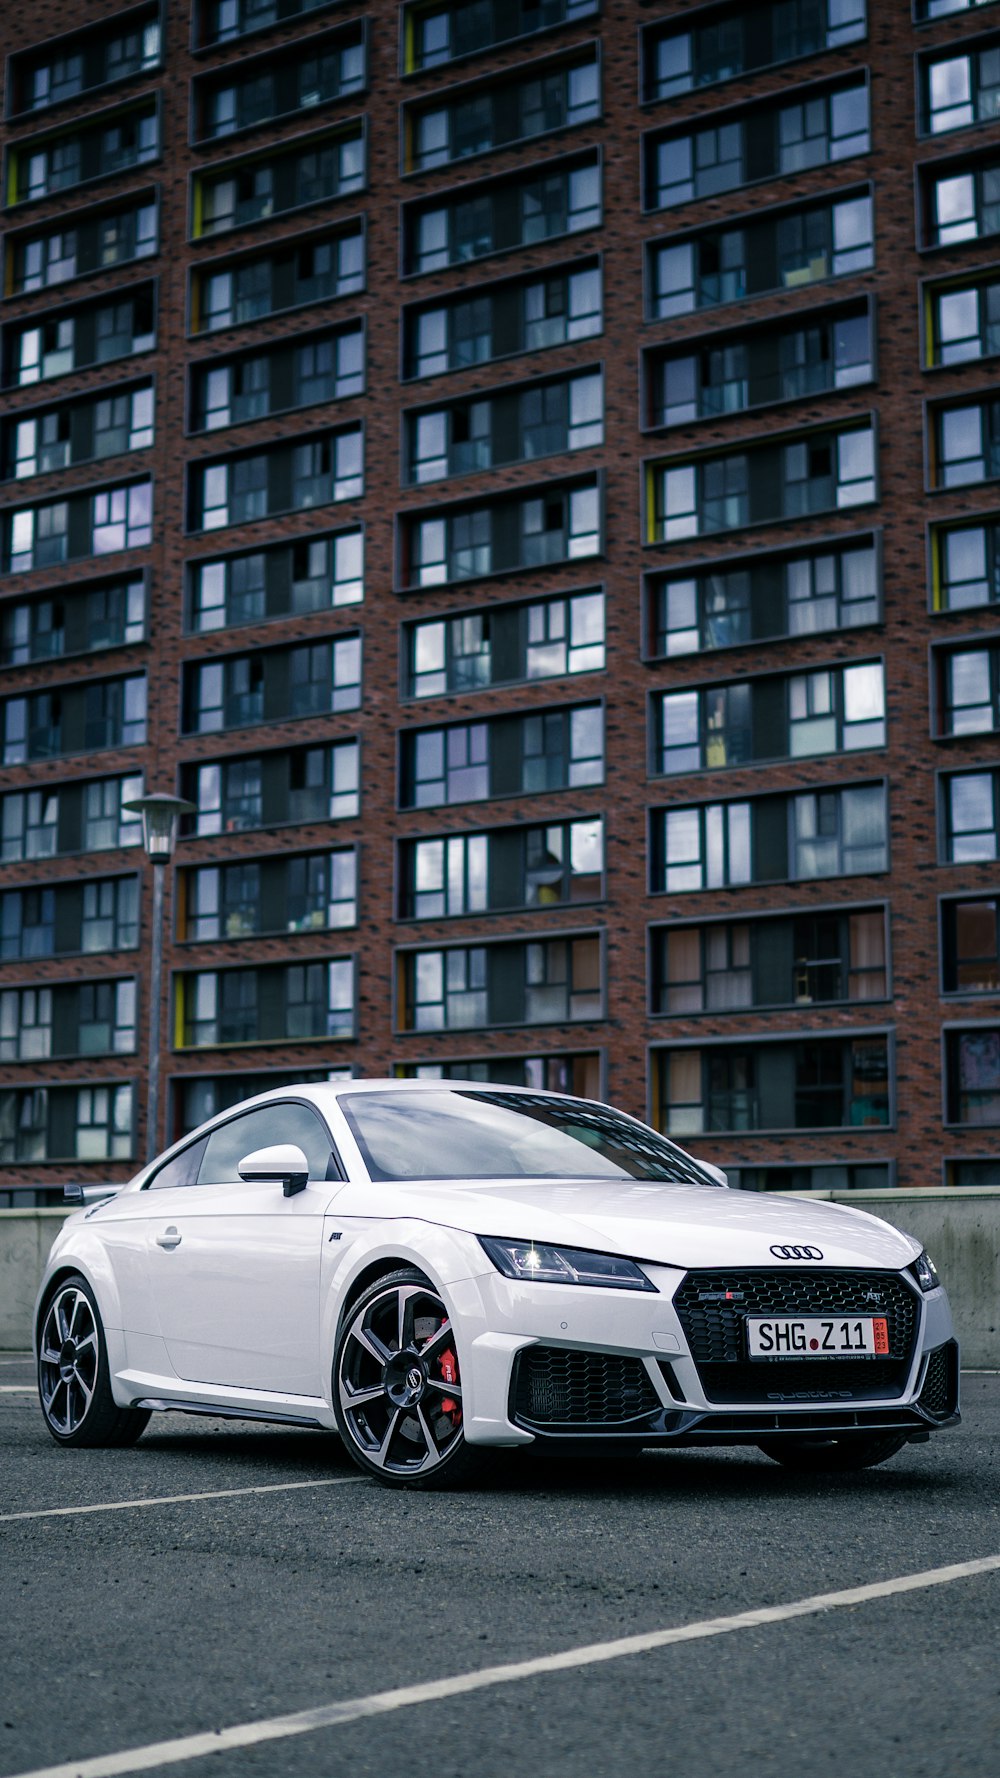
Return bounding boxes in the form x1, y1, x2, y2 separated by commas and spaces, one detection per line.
769, 1244, 823, 1260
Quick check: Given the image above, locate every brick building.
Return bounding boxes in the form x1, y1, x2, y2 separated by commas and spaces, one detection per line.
1, 0, 998, 1201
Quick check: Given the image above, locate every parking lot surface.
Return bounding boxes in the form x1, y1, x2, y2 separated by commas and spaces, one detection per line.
2, 1353, 999, 1778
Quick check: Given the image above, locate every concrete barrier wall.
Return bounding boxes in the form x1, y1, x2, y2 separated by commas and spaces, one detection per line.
1, 1194, 997, 1363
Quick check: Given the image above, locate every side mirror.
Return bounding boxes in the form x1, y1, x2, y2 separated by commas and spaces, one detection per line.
238, 1144, 309, 1198
700, 1161, 729, 1189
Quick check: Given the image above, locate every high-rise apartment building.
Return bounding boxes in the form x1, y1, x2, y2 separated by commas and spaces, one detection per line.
1, 0, 998, 1201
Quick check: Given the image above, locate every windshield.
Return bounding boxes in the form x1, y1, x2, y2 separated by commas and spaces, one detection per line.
339, 1089, 714, 1184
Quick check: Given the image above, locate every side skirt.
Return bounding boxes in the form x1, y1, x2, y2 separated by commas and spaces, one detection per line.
134, 1397, 327, 1429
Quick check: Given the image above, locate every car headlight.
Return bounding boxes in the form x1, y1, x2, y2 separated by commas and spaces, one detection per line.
911, 1250, 941, 1293
479, 1237, 656, 1292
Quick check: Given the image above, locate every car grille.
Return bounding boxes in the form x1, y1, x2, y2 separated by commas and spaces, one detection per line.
917, 1342, 958, 1419
674, 1269, 919, 1405
513, 1347, 660, 1429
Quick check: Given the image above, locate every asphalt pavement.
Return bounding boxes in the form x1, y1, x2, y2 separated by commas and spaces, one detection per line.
1, 1352, 998, 1778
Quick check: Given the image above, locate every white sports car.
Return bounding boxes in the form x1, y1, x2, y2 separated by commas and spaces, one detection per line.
35, 1079, 959, 1487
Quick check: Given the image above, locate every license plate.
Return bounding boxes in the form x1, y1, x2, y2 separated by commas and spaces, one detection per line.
747, 1316, 889, 1358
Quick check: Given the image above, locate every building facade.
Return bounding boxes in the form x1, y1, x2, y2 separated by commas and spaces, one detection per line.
1, 0, 999, 1201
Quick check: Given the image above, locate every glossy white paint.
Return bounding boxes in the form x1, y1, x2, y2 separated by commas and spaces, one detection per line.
33, 1080, 956, 1452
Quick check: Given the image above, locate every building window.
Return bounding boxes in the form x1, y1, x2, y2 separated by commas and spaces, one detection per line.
943, 769, 1000, 861
650, 422, 876, 541
405, 155, 601, 275
401, 815, 603, 919
178, 959, 355, 1047
194, 128, 365, 239
191, 431, 363, 530
933, 519, 1000, 611
6, 287, 156, 387
938, 645, 1000, 734
402, 703, 603, 809
10, 103, 159, 206
404, 260, 601, 378
649, 304, 873, 426
652, 908, 887, 1015
10, 201, 158, 296
6, 383, 155, 480
646, 79, 869, 211
185, 741, 360, 837
406, 50, 599, 172
946, 1027, 1000, 1124
651, 540, 878, 657
403, 478, 602, 587
187, 531, 363, 632
654, 1035, 890, 1136
942, 896, 1000, 993
642, 2, 866, 101
195, 27, 366, 139
652, 782, 888, 894
401, 935, 602, 1031
929, 275, 1000, 366
11, 11, 160, 114
405, 369, 603, 485
192, 227, 365, 334
648, 192, 873, 320
402, 0, 598, 73
655, 662, 885, 776
930, 156, 1000, 245
923, 43, 1000, 134
934, 398, 1000, 487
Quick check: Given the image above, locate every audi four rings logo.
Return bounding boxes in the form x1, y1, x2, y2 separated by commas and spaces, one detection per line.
769, 1244, 824, 1261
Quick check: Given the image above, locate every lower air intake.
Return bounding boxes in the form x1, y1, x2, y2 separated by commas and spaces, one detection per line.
513, 1347, 659, 1429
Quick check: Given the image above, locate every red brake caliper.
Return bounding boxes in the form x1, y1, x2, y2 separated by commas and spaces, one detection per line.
437, 1329, 462, 1427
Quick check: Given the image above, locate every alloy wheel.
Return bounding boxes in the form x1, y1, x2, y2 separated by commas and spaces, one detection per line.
337, 1280, 464, 1478
39, 1285, 100, 1437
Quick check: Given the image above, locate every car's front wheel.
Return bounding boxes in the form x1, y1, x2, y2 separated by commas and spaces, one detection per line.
333, 1268, 488, 1489
38, 1274, 151, 1449
756, 1432, 909, 1473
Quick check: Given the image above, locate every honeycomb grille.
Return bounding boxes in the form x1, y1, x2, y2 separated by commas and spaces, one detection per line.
674, 1269, 919, 1405
513, 1347, 659, 1428
918, 1343, 957, 1419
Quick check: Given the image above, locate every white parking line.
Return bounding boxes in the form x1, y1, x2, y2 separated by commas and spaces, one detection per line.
0, 1385, 35, 1392
0, 1477, 360, 1524
7, 1551, 1000, 1778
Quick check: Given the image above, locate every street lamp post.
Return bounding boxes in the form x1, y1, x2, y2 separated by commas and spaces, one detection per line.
124, 793, 195, 1165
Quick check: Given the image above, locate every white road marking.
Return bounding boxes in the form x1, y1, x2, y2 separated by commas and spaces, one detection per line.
0, 1385, 35, 1392
0, 1476, 360, 1524
7, 1552, 1000, 1778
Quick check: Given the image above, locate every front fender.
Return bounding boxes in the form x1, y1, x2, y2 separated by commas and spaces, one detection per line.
320, 1218, 493, 1415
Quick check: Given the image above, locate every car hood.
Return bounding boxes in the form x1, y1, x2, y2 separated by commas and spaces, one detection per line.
373, 1178, 921, 1271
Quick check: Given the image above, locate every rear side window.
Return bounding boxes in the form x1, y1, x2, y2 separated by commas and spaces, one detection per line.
145, 1136, 208, 1191
196, 1101, 335, 1185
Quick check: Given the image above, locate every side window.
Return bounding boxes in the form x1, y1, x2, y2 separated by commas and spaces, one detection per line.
196, 1101, 334, 1186
144, 1136, 208, 1191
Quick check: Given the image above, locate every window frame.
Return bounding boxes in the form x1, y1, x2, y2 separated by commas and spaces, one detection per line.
188, 118, 369, 243
641, 69, 873, 216
647, 1026, 896, 1137
188, 19, 370, 146
639, 1, 869, 108
5, 2, 164, 123
184, 319, 365, 436
938, 889, 1000, 998
647, 899, 892, 1020
393, 927, 607, 1036
399, 147, 603, 281
3, 95, 163, 213
400, 42, 603, 178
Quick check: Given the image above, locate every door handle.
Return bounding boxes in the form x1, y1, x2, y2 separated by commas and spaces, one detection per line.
156, 1226, 182, 1250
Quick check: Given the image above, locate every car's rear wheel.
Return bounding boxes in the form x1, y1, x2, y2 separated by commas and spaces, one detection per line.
756, 1432, 909, 1472
334, 1268, 489, 1490
38, 1275, 150, 1449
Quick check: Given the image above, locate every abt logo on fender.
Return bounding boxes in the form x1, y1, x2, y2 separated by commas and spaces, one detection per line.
769, 1244, 824, 1261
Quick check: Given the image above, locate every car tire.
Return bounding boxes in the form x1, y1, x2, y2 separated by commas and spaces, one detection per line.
38, 1274, 151, 1449
333, 1267, 490, 1490
756, 1432, 909, 1472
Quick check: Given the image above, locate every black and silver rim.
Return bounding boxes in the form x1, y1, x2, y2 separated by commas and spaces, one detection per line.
38, 1285, 99, 1436
338, 1281, 464, 1477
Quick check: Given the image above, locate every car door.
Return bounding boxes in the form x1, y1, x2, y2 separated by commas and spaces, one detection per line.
144, 1099, 342, 1397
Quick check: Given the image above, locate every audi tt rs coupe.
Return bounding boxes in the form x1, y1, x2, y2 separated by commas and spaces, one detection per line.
35, 1080, 960, 1487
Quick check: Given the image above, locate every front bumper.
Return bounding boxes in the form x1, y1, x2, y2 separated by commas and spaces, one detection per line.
458, 1263, 960, 1447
